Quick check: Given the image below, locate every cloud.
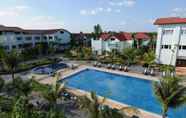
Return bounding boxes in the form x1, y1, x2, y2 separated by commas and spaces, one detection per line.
0, 5, 29, 17
80, 7, 114, 16
109, 0, 136, 7
23, 16, 64, 29
171, 7, 186, 17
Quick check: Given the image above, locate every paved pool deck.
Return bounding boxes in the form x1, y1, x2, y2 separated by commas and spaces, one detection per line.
38, 65, 161, 118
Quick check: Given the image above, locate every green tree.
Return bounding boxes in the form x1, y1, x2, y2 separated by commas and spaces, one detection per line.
79, 91, 129, 118
92, 24, 102, 40
143, 50, 155, 68
43, 73, 65, 109
2, 50, 19, 80
153, 77, 186, 118
11, 96, 28, 118
122, 48, 137, 65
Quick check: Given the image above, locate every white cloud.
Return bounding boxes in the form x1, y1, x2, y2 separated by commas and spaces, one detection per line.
109, 0, 136, 7
171, 7, 186, 17
23, 16, 64, 29
0, 5, 29, 17
80, 10, 87, 15
106, 8, 112, 12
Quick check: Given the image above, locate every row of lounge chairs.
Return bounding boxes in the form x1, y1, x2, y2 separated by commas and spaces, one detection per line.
93, 62, 129, 72
143, 68, 155, 76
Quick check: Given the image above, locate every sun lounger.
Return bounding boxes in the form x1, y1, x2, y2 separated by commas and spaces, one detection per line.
106, 64, 112, 69
143, 68, 148, 75
111, 64, 116, 70
119, 65, 123, 71
149, 68, 155, 76
124, 65, 128, 72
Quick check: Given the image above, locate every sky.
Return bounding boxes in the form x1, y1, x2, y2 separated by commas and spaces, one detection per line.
0, 0, 186, 33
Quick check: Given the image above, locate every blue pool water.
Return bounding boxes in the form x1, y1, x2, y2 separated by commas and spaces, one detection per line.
62, 69, 186, 118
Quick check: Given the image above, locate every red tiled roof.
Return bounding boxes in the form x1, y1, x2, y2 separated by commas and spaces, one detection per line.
154, 17, 186, 25
100, 33, 111, 40
115, 32, 132, 41
134, 33, 150, 40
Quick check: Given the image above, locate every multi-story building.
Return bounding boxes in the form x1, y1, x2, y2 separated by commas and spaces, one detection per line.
154, 17, 186, 66
72, 32, 91, 47
91, 32, 133, 55
0, 25, 71, 51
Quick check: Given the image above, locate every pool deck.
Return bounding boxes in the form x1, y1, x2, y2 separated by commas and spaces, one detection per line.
38, 65, 161, 118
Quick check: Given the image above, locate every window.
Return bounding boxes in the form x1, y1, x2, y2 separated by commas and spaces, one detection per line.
60, 31, 64, 34
49, 36, 53, 40
181, 29, 186, 35
15, 32, 21, 35
43, 36, 47, 40
111, 38, 115, 41
16, 37, 22, 41
0, 31, 2, 35
4, 46, 9, 50
18, 44, 23, 49
161, 45, 171, 49
12, 45, 16, 49
163, 30, 173, 35
35, 36, 40, 40
25, 37, 32, 40
183, 45, 186, 50
179, 46, 182, 50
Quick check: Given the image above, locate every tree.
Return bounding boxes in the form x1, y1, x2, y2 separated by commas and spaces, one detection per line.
153, 77, 186, 118
11, 96, 29, 118
143, 50, 156, 68
92, 24, 102, 40
78, 91, 129, 118
43, 73, 65, 109
2, 50, 19, 80
122, 48, 137, 65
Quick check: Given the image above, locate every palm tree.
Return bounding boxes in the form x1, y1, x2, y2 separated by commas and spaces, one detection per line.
43, 73, 65, 109
79, 91, 129, 118
122, 48, 137, 65
153, 77, 186, 118
1, 50, 19, 80
92, 24, 102, 40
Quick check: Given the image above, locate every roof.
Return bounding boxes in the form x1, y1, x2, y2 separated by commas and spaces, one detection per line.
154, 17, 186, 25
134, 33, 150, 40
0, 25, 23, 32
115, 32, 132, 41
100, 33, 111, 40
99, 32, 132, 41
0, 25, 70, 34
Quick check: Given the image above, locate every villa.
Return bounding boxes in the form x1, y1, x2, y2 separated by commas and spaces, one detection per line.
154, 17, 186, 66
134, 32, 151, 48
91, 32, 133, 55
0, 25, 71, 52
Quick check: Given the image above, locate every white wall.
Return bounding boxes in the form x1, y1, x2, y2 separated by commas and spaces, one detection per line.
156, 24, 186, 66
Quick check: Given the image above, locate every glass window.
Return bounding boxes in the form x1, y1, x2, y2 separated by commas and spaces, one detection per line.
164, 45, 168, 49
163, 30, 173, 35
60, 31, 64, 34
16, 37, 22, 41
0, 31, 2, 35
35, 36, 40, 40
182, 45, 186, 50
179, 46, 182, 50
49, 36, 53, 39
25, 37, 32, 40
181, 30, 186, 35
12, 45, 16, 49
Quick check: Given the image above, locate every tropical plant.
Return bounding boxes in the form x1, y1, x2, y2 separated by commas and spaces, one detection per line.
143, 50, 156, 68
122, 48, 137, 65
79, 91, 128, 118
1, 50, 19, 80
153, 77, 186, 118
11, 96, 29, 118
0, 77, 4, 91
160, 65, 175, 77
43, 73, 65, 109
92, 24, 102, 40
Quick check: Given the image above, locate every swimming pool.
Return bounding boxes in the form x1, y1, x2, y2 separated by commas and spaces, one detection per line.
62, 69, 186, 118
32, 63, 68, 75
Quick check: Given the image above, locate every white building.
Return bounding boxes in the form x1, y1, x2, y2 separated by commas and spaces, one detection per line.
154, 17, 186, 66
0, 25, 71, 51
91, 32, 133, 55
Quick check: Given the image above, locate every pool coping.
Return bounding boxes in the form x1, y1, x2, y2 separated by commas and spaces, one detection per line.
59, 65, 161, 118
